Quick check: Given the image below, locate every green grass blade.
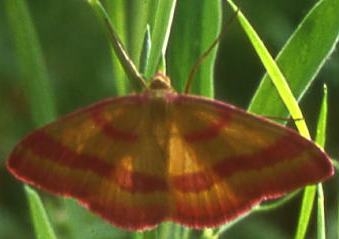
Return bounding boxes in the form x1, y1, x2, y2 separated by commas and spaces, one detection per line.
5, 0, 56, 125
104, 0, 129, 95
225, 1, 338, 238
134, 232, 154, 239
25, 186, 57, 239
294, 186, 317, 239
249, 0, 339, 119
133, 233, 143, 239
104, 0, 151, 94
91, 0, 176, 90
315, 85, 328, 146
317, 185, 326, 239
139, 25, 152, 75
226, 0, 309, 137
144, 0, 177, 79
168, 0, 222, 96
295, 85, 328, 239
200, 229, 217, 239
315, 85, 328, 239
5, 0, 57, 238
181, 227, 191, 239
107, 0, 177, 81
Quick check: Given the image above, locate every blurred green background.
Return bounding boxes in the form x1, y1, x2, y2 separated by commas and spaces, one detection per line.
0, 0, 338, 238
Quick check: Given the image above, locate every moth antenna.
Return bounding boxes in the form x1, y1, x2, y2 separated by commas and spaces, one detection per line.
184, 8, 240, 94
89, 0, 147, 90
263, 115, 304, 123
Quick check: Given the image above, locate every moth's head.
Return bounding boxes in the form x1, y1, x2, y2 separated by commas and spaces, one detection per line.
149, 72, 172, 90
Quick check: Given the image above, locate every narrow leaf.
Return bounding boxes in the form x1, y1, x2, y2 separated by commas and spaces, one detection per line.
168, 0, 222, 97
5, 1, 57, 238
249, 0, 339, 119
25, 186, 57, 239
316, 85, 328, 239
226, 0, 310, 138
5, 0, 56, 125
295, 186, 317, 239
144, 0, 177, 78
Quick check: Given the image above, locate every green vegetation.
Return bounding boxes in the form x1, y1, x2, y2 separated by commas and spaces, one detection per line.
0, 0, 338, 238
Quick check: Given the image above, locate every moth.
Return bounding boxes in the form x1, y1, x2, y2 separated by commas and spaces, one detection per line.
7, 72, 333, 230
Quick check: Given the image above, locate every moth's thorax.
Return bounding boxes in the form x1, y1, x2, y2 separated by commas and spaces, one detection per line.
147, 94, 172, 150
149, 72, 172, 89
144, 74, 176, 161
146, 72, 178, 101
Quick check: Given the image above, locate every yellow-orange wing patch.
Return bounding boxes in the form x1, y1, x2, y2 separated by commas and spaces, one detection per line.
8, 95, 172, 230
167, 94, 333, 228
